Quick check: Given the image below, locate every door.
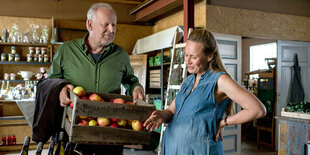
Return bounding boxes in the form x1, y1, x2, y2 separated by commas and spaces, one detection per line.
276, 40, 310, 149
121, 54, 147, 95
213, 33, 242, 155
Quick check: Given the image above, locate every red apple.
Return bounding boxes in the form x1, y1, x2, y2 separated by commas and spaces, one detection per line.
97, 117, 110, 127
110, 122, 118, 128
73, 86, 85, 97
126, 102, 135, 105
109, 99, 114, 103
113, 98, 125, 104
117, 119, 127, 127
88, 120, 97, 126
132, 120, 143, 131
110, 118, 118, 122
89, 94, 102, 101
69, 102, 74, 109
78, 119, 88, 125
81, 96, 89, 100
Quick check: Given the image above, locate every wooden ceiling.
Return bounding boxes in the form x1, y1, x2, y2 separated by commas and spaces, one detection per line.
0, 0, 309, 25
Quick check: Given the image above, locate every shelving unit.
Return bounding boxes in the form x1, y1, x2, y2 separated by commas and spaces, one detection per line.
0, 42, 53, 83
156, 29, 190, 155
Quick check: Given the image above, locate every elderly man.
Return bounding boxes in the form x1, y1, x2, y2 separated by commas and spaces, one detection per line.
47, 2, 144, 154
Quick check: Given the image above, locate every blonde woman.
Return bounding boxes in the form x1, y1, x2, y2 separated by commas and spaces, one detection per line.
144, 29, 266, 155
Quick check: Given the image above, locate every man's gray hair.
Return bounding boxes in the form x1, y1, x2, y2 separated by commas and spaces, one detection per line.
86, 3, 115, 30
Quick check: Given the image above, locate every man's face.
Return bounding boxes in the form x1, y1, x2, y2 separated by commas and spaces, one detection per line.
89, 8, 117, 46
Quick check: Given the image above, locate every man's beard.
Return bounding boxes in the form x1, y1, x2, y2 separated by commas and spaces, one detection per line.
100, 33, 114, 46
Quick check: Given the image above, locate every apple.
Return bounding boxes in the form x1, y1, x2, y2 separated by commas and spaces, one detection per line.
117, 119, 127, 127
78, 119, 88, 125
73, 86, 85, 97
110, 118, 118, 122
81, 96, 89, 100
69, 102, 74, 109
97, 117, 110, 127
109, 99, 114, 103
88, 120, 97, 126
110, 123, 118, 128
126, 102, 135, 105
89, 93, 102, 101
132, 120, 143, 131
113, 98, 125, 104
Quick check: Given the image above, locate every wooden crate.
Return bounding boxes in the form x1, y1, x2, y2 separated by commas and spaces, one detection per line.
149, 69, 167, 88
64, 90, 155, 145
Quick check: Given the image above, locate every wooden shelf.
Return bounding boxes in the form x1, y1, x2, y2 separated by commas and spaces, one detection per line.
148, 62, 170, 68
0, 61, 51, 65
0, 42, 51, 47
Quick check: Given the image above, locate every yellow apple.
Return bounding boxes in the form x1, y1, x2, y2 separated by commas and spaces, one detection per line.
73, 86, 85, 97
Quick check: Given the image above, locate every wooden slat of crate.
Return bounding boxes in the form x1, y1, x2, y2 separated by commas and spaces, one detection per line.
69, 91, 155, 121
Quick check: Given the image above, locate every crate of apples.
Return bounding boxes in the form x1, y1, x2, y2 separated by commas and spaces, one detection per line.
64, 86, 155, 145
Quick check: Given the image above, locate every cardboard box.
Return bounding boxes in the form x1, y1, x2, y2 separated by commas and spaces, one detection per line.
64, 90, 155, 145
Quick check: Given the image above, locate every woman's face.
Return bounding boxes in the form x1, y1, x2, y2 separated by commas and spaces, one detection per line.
184, 40, 213, 75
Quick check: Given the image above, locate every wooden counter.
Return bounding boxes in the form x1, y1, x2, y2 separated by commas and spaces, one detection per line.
276, 116, 310, 155
0, 100, 34, 151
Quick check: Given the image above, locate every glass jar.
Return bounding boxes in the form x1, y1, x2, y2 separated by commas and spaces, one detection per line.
11, 46, 17, 54
1, 53, 6, 61
26, 54, 33, 62
8, 54, 14, 61
35, 47, 40, 55
4, 73, 9, 80
41, 47, 46, 55
14, 54, 20, 61
38, 54, 43, 62
29, 47, 34, 54
43, 54, 49, 62
10, 73, 16, 80
33, 54, 38, 62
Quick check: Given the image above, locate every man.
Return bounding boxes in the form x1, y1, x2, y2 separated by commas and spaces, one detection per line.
49, 3, 144, 105
48, 3, 144, 154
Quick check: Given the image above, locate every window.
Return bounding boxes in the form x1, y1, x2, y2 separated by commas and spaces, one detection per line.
249, 42, 277, 78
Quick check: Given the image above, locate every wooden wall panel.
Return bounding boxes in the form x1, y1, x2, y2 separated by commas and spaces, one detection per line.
115, 24, 152, 54
153, 0, 206, 33
206, 5, 310, 42
153, 1, 310, 42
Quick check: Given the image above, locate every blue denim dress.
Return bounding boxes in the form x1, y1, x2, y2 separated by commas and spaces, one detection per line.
162, 70, 231, 155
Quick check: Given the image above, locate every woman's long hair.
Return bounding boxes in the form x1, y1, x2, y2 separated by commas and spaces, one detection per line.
188, 28, 234, 116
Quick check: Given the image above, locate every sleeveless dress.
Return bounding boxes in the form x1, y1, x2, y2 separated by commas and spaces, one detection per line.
162, 70, 231, 155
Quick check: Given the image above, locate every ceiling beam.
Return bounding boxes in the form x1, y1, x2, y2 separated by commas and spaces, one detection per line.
83, 0, 143, 5
134, 0, 183, 22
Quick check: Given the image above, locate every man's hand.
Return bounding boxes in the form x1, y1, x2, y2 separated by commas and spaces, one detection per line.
132, 86, 144, 103
59, 84, 74, 107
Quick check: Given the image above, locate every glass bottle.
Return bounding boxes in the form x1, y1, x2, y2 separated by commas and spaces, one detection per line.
35, 142, 43, 155
7, 134, 12, 145
1, 135, 6, 146
54, 131, 65, 155
47, 140, 55, 155
20, 136, 30, 155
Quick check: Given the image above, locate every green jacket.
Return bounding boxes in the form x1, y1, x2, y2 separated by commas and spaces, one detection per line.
48, 36, 141, 95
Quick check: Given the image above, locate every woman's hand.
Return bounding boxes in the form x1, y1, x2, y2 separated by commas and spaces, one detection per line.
143, 110, 167, 131
215, 118, 226, 141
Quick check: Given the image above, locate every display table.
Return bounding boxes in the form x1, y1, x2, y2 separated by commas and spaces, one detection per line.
276, 116, 310, 155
